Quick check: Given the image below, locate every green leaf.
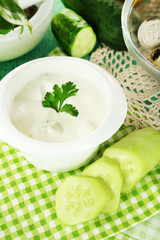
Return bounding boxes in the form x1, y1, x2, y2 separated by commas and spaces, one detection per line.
19, 25, 24, 36
62, 81, 79, 99
0, 0, 29, 28
42, 92, 59, 112
28, 24, 33, 35
0, 15, 13, 34
53, 84, 63, 98
42, 81, 79, 117
59, 104, 79, 117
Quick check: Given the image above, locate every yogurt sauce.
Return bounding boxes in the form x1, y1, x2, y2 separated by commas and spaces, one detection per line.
11, 72, 106, 142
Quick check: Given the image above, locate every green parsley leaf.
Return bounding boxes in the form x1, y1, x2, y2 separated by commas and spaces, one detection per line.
60, 104, 79, 117
42, 81, 79, 117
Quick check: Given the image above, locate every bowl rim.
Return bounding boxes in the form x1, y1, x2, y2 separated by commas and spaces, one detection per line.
0, 0, 54, 42
0, 56, 127, 155
121, 0, 160, 78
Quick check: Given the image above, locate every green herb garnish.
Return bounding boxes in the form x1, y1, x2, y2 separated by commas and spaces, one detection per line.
42, 81, 79, 117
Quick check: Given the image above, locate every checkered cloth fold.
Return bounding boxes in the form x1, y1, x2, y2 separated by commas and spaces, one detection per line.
0, 125, 160, 240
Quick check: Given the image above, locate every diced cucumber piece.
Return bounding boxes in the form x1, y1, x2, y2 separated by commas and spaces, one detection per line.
51, 8, 97, 58
82, 157, 124, 213
55, 175, 111, 225
47, 47, 66, 57
103, 127, 160, 193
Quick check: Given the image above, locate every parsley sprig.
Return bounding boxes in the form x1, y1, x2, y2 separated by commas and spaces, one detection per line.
42, 81, 79, 117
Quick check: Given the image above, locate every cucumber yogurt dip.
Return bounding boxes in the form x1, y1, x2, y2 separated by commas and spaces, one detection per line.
11, 72, 106, 142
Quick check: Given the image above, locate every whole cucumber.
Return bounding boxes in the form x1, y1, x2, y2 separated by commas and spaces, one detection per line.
61, 0, 126, 50
51, 8, 97, 57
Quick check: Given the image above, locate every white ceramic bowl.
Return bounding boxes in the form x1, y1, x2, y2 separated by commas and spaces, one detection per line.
0, 0, 54, 62
0, 57, 127, 172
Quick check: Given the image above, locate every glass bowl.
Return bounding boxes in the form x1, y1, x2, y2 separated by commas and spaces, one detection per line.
121, 0, 160, 83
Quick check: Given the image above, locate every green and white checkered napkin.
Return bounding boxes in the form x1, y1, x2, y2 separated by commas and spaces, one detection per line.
0, 125, 160, 240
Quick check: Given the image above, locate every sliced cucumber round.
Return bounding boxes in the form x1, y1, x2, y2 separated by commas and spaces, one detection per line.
103, 127, 160, 193
82, 157, 124, 213
55, 175, 110, 225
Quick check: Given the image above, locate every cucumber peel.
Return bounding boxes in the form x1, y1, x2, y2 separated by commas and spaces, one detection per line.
55, 175, 111, 225
83, 157, 124, 213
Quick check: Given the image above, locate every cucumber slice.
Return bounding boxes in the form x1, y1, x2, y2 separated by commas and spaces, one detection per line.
103, 127, 160, 193
55, 175, 111, 225
51, 8, 97, 58
82, 157, 124, 213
